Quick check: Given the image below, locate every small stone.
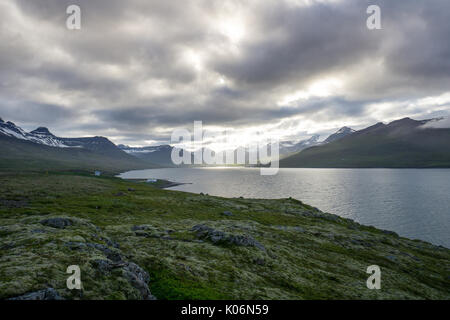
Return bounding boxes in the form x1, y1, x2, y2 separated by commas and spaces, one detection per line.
253, 258, 266, 266
386, 255, 397, 262
221, 211, 233, 217
134, 231, 150, 237
40, 218, 73, 229
381, 229, 399, 237
1, 242, 15, 250
293, 226, 305, 232
31, 229, 47, 234
131, 225, 149, 231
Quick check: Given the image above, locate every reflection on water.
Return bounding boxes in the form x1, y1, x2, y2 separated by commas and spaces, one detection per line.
119, 167, 450, 247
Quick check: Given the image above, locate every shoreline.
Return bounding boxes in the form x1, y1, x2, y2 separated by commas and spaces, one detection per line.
122, 178, 192, 189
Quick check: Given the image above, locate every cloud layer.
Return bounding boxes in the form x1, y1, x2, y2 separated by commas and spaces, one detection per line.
1, 0, 450, 145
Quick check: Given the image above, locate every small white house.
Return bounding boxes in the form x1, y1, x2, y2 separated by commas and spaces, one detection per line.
94, 171, 101, 176
146, 178, 157, 183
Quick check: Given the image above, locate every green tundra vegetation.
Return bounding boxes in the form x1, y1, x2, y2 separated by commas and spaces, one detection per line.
0, 172, 449, 300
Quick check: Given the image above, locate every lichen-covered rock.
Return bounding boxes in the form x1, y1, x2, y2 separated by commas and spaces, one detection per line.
40, 217, 73, 229
191, 224, 265, 251
91, 259, 115, 274
131, 225, 150, 231
123, 262, 156, 300
65, 241, 124, 262
8, 288, 63, 300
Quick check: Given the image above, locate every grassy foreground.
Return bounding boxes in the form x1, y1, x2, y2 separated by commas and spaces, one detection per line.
0, 172, 449, 300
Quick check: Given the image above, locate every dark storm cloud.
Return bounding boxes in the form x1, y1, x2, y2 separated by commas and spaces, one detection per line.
210, 0, 450, 97
0, 100, 78, 131
383, 1, 450, 79
210, 1, 380, 87
1, 0, 450, 145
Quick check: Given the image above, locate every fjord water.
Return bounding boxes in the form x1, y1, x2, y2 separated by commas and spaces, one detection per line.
119, 168, 450, 248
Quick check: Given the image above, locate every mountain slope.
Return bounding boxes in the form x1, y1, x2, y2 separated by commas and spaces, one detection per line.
0, 119, 135, 159
0, 118, 154, 173
1, 119, 69, 147
280, 118, 450, 168
323, 126, 355, 143
278, 135, 321, 157
0, 135, 153, 173
119, 144, 176, 167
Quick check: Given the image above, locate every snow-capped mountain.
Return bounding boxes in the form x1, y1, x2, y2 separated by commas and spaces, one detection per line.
118, 128, 355, 166
0, 114, 357, 167
119, 144, 173, 154
118, 144, 176, 167
270, 127, 356, 159
0, 119, 70, 147
279, 134, 321, 155
280, 117, 450, 168
0, 117, 131, 158
324, 126, 355, 143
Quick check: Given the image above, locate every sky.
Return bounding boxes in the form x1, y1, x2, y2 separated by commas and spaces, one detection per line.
1, 0, 450, 148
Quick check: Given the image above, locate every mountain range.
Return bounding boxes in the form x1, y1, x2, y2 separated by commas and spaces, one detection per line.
118, 144, 177, 167
323, 126, 355, 144
0, 116, 353, 170
280, 117, 450, 168
0, 117, 153, 173
118, 129, 355, 166
2, 116, 450, 171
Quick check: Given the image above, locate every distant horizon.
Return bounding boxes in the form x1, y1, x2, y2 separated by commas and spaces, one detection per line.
1, 114, 448, 149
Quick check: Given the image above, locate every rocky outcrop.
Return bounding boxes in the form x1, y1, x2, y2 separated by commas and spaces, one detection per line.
90, 259, 156, 300
191, 224, 265, 251
8, 288, 64, 300
123, 262, 156, 300
67, 239, 156, 300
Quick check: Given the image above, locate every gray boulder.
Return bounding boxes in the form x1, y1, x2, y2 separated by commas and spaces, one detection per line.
191, 224, 265, 251
123, 262, 156, 300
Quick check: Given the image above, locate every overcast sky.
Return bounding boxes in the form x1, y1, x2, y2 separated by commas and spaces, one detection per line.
1, 0, 450, 147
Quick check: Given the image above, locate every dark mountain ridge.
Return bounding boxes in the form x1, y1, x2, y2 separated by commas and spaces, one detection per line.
0, 118, 153, 173
280, 117, 450, 168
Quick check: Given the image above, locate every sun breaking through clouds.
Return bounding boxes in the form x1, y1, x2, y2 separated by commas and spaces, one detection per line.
1, 0, 450, 147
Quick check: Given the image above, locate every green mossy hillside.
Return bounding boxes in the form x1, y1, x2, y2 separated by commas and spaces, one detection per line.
0, 173, 449, 300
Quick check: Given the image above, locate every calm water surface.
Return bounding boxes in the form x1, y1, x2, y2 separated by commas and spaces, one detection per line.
119, 168, 450, 247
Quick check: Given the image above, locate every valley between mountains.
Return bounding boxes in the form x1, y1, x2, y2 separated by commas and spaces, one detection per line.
1, 116, 449, 300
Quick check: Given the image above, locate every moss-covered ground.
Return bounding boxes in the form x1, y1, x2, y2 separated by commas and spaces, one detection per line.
0, 172, 449, 300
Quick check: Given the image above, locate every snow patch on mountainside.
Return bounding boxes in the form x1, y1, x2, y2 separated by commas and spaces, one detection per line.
323, 127, 355, 144
0, 118, 95, 149
118, 145, 172, 154
0, 121, 72, 148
